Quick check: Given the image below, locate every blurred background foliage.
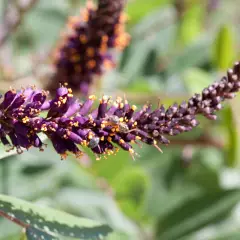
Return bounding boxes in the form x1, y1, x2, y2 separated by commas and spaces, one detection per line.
0, 0, 240, 239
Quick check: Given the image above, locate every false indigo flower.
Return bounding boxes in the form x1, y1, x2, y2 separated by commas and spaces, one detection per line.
48, 0, 129, 96
0, 62, 240, 160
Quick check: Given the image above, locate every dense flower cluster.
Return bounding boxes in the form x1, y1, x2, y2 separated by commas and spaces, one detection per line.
0, 62, 239, 160
48, 0, 129, 96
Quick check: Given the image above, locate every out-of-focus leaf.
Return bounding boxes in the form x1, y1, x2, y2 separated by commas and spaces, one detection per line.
221, 106, 239, 167
126, 0, 170, 26
210, 231, 240, 240
156, 189, 240, 240
186, 148, 223, 191
131, 6, 176, 40
123, 77, 155, 93
213, 25, 235, 70
121, 40, 154, 82
112, 167, 149, 222
55, 188, 139, 238
179, 4, 205, 45
182, 68, 212, 94
166, 37, 212, 76
90, 148, 131, 182
142, 49, 158, 76
0, 194, 113, 239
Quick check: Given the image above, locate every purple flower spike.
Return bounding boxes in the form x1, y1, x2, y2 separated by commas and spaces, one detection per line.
47, 0, 130, 96
0, 62, 240, 160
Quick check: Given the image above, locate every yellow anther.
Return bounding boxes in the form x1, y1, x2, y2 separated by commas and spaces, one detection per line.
87, 60, 96, 69
101, 136, 104, 141
102, 35, 108, 42
89, 95, 96, 100
79, 35, 87, 44
62, 98, 67, 104
71, 55, 81, 62
119, 139, 125, 144
119, 117, 124, 122
22, 116, 30, 123
102, 95, 109, 102
129, 148, 134, 154
132, 105, 137, 111
86, 47, 95, 57
60, 153, 68, 160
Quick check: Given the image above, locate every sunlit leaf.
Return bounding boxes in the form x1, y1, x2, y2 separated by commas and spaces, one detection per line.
179, 3, 205, 45
213, 24, 235, 70
221, 106, 239, 167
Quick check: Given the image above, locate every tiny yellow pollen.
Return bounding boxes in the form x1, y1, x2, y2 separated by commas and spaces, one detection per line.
129, 148, 134, 154
119, 139, 125, 144
89, 95, 96, 100
79, 35, 87, 44
119, 117, 124, 122
86, 47, 95, 57
132, 105, 137, 111
61, 153, 68, 160
71, 55, 81, 62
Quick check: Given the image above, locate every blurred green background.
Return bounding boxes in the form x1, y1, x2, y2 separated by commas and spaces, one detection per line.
1, 0, 240, 239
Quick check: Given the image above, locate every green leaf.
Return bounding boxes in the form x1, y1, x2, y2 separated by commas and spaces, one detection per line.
166, 37, 211, 76
26, 227, 58, 240
121, 40, 154, 81
221, 106, 239, 167
0, 194, 112, 239
179, 4, 205, 46
126, 0, 169, 26
211, 231, 240, 240
156, 189, 240, 240
213, 25, 235, 70
182, 68, 212, 94
112, 167, 149, 222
